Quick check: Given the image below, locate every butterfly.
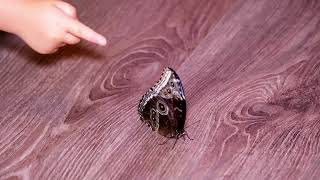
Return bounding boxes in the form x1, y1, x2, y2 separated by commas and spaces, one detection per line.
138, 67, 192, 147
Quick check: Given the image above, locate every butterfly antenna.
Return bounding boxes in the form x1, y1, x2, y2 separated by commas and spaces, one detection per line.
185, 120, 201, 129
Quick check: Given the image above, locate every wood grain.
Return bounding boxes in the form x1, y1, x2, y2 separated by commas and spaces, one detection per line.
1, 0, 320, 179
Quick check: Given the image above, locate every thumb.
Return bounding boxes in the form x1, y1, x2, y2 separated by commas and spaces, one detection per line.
53, 1, 78, 19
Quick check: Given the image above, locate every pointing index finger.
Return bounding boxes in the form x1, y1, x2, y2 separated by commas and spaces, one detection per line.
66, 17, 106, 46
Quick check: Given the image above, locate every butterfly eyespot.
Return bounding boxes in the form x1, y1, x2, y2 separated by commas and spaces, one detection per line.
159, 103, 165, 111
170, 82, 175, 87
156, 100, 168, 115
167, 89, 171, 94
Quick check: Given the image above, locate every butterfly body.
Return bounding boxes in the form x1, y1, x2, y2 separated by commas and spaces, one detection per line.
138, 67, 188, 139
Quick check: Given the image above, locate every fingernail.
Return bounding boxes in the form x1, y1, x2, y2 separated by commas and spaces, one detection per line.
97, 36, 107, 46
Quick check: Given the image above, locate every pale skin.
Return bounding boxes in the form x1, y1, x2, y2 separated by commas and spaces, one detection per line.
0, 0, 107, 54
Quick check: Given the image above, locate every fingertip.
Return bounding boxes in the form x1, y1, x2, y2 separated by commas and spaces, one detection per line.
97, 36, 107, 46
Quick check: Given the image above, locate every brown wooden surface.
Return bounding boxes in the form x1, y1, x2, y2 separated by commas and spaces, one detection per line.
1, 0, 320, 179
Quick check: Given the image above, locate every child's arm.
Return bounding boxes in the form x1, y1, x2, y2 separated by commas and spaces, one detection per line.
0, 0, 106, 54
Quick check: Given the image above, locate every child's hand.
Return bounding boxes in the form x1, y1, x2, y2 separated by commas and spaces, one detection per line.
0, 0, 106, 54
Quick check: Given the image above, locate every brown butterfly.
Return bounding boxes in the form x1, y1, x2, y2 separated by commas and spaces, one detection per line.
138, 67, 192, 147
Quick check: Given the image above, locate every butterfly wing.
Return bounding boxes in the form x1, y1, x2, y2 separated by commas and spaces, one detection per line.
138, 67, 187, 137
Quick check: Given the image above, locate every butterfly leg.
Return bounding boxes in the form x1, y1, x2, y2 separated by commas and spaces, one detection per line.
185, 132, 194, 140
159, 135, 175, 145
159, 138, 170, 145
172, 137, 179, 149
180, 131, 194, 140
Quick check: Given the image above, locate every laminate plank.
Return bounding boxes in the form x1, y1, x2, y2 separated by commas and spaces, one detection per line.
1, 0, 320, 179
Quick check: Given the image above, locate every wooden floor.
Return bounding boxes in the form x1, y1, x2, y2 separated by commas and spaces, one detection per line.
1, 0, 320, 179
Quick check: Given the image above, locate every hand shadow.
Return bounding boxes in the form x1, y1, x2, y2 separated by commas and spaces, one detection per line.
0, 31, 106, 66
24, 43, 106, 66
